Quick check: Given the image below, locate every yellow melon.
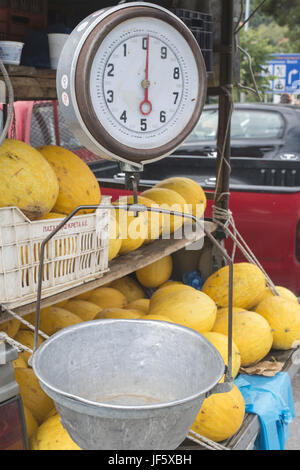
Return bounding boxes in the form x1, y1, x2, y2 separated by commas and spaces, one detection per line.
88, 287, 127, 309
63, 299, 101, 321
108, 214, 122, 261
0, 318, 21, 338
37, 145, 101, 215
144, 314, 174, 323
14, 330, 44, 365
159, 281, 184, 289
257, 286, 299, 305
35, 306, 82, 336
0, 139, 59, 220
18, 313, 35, 331
124, 308, 146, 316
53, 300, 69, 308
255, 296, 300, 350
94, 308, 141, 319
13, 356, 27, 369
214, 307, 247, 326
201, 332, 241, 379
136, 255, 173, 288
118, 195, 163, 244
216, 307, 246, 317
202, 262, 266, 309
30, 414, 81, 450
109, 276, 145, 303
19, 312, 36, 328
126, 298, 150, 314
191, 384, 245, 442
44, 407, 59, 421
15, 368, 54, 424
40, 212, 65, 219
155, 177, 207, 218
112, 204, 148, 254
23, 405, 38, 439
140, 187, 189, 233
149, 289, 217, 333
149, 283, 195, 309
212, 310, 273, 366
72, 291, 93, 301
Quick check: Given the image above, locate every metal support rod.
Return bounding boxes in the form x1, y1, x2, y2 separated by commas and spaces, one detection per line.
244, 0, 251, 31
2, 102, 10, 141
31, 204, 234, 386
52, 100, 60, 146
214, 0, 234, 221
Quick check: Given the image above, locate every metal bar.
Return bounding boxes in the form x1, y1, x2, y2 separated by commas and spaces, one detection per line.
202, 221, 233, 383
31, 204, 234, 384
207, 86, 232, 96
2, 103, 8, 138
244, 0, 250, 31
52, 100, 60, 146
188, 430, 229, 450
214, 0, 234, 217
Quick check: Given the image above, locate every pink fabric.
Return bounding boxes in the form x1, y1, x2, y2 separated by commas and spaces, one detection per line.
10, 101, 34, 142
1, 100, 53, 143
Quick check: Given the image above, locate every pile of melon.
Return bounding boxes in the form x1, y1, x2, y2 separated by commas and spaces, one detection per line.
2, 140, 300, 448
1, 256, 300, 450
4, 257, 299, 448
0, 140, 101, 220
0, 140, 208, 268
110, 175, 207, 257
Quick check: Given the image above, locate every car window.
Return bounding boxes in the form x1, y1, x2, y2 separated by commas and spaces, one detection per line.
235, 110, 285, 138
187, 108, 285, 141
188, 109, 218, 141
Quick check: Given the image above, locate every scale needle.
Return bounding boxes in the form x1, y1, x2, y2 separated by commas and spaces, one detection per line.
140, 35, 152, 116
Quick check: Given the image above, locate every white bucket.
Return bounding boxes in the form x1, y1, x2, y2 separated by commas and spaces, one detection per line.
48, 33, 69, 69
0, 41, 24, 65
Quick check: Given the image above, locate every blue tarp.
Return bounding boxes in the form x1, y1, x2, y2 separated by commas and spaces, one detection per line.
235, 372, 295, 450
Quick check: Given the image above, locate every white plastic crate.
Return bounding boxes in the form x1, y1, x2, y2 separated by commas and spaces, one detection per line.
0, 197, 111, 309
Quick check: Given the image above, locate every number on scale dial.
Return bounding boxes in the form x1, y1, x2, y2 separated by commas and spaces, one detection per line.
104, 35, 181, 129
89, 16, 200, 150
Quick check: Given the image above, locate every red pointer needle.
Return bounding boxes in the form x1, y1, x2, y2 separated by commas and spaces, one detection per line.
140, 35, 152, 116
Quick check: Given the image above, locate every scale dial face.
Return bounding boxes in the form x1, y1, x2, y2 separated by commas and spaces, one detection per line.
89, 16, 199, 150
66, 4, 207, 165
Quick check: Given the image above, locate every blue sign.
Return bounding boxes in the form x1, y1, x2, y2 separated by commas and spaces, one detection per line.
262, 54, 300, 94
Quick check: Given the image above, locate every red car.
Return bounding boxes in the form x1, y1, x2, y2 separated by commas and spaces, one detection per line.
3, 100, 300, 296
93, 155, 300, 297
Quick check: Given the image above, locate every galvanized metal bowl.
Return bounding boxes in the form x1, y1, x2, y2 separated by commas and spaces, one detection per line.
32, 319, 225, 450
